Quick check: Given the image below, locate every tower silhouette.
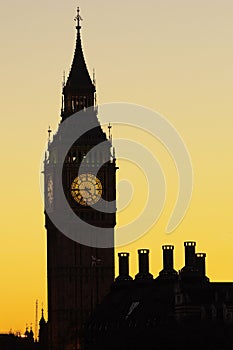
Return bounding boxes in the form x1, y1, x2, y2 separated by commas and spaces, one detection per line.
44, 8, 117, 350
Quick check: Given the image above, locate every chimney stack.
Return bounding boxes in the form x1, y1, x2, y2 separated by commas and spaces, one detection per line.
114, 252, 132, 284
158, 245, 177, 280
138, 249, 150, 274
180, 241, 202, 281
118, 252, 130, 277
162, 245, 174, 270
135, 249, 153, 280
184, 241, 196, 267
196, 253, 206, 277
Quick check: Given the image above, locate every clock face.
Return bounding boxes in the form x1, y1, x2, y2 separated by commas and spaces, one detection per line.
71, 173, 102, 206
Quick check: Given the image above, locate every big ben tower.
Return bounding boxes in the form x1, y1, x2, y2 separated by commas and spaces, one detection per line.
44, 8, 117, 350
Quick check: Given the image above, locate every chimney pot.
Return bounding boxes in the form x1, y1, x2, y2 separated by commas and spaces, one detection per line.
138, 249, 150, 273
118, 252, 130, 277
162, 245, 174, 270
135, 249, 153, 280
115, 252, 132, 284
184, 241, 196, 267
196, 253, 206, 276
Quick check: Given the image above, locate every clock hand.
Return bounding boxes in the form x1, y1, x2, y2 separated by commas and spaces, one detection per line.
71, 187, 90, 191
71, 187, 93, 195
84, 187, 92, 195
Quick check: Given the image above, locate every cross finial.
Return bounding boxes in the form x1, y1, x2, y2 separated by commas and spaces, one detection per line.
74, 6, 83, 32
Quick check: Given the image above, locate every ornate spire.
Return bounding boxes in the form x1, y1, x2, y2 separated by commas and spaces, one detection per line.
39, 308, 46, 326
62, 7, 95, 120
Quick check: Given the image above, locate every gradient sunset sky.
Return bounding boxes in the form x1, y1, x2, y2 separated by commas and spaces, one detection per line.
0, 0, 233, 334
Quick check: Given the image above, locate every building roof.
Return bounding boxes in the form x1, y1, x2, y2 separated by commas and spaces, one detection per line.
84, 243, 233, 350
64, 8, 95, 94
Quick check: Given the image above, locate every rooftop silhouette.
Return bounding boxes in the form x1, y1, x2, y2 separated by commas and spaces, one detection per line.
85, 242, 233, 350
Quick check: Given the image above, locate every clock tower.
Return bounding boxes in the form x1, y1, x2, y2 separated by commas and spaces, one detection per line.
44, 8, 116, 350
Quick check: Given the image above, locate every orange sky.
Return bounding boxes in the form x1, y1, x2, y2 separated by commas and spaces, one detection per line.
0, 0, 233, 335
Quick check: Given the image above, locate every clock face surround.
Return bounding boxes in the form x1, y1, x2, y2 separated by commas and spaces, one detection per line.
71, 173, 102, 206
47, 176, 54, 206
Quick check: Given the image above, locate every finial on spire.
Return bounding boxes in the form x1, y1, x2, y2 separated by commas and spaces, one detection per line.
74, 7, 83, 32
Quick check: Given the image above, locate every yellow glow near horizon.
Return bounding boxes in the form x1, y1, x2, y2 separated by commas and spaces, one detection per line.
0, 0, 233, 334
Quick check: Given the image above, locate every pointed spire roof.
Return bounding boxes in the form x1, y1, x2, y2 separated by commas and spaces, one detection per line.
24, 326, 30, 337
64, 7, 95, 93
29, 326, 34, 338
39, 308, 46, 326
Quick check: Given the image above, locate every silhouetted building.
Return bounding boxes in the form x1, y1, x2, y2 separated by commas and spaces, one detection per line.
44, 8, 116, 350
85, 242, 233, 350
38, 309, 48, 350
0, 329, 36, 350
42, 6, 233, 350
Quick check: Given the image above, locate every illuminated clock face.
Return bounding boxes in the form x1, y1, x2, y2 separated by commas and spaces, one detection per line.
71, 173, 102, 206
